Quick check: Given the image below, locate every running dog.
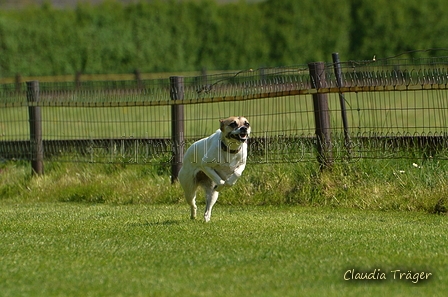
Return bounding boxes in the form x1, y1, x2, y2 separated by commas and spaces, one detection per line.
178, 116, 250, 222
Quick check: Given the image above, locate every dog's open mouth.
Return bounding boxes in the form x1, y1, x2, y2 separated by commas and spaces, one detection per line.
230, 132, 248, 141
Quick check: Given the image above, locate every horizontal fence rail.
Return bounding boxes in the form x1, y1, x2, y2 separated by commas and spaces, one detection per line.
3, 57, 448, 108
2, 54, 448, 175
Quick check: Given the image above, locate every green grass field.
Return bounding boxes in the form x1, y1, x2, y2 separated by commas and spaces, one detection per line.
1, 158, 448, 296
2, 84, 448, 296
0, 203, 447, 297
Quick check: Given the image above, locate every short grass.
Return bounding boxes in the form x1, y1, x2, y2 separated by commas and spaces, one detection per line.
0, 203, 447, 297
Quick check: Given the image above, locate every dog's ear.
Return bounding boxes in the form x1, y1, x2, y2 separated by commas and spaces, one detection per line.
219, 119, 225, 131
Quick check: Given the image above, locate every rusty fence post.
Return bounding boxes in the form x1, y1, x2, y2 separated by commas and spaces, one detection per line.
308, 62, 333, 169
26, 81, 44, 175
170, 76, 185, 183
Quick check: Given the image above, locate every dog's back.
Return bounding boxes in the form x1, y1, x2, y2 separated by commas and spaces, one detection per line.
180, 129, 221, 178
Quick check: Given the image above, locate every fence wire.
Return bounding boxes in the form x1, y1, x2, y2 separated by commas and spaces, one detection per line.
2, 56, 448, 164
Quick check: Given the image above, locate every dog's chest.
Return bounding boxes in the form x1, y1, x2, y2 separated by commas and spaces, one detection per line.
219, 150, 243, 168
191, 131, 246, 173
203, 147, 244, 169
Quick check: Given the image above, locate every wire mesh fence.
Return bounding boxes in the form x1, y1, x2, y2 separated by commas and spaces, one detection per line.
2, 55, 448, 171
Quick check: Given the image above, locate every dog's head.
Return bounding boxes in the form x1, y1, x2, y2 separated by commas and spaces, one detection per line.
220, 116, 251, 143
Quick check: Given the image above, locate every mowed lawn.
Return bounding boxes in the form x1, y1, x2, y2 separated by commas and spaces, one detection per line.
0, 203, 447, 297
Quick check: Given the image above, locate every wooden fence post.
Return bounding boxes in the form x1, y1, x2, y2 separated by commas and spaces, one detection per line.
134, 69, 143, 89
27, 81, 44, 175
170, 76, 185, 183
75, 71, 82, 89
308, 62, 333, 169
15, 74, 21, 93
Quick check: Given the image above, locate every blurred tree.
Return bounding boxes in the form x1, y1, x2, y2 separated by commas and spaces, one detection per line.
1, 0, 448, 77
217, 1, 269, 69
262, 0, 350, 64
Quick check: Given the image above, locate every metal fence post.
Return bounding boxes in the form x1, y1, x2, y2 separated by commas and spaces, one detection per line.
308, 62, 333, 169
170, 76, 185, 183
332, 52, 351, 158
26, 81, 44, 175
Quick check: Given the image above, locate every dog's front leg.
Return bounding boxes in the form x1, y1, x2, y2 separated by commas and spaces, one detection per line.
200, 164, 225, 187
225, 162, 246, 186
225, 172, 241, 186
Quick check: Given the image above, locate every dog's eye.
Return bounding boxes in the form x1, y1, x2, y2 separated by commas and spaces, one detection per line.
229, 122, 238, 128
245, 122, 250, 127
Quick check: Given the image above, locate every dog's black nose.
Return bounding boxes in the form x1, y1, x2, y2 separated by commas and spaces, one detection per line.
240, 126, 247, 132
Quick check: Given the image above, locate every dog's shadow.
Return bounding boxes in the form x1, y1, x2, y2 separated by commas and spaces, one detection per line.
127, 217, 210, 228
127, 219, 181, 227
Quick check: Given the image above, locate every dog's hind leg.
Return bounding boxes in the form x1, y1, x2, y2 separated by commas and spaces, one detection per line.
183, 186, 197, 220
179, 173, 198, 220
189, 196, 198, 220
204, 188, 219, 223
184, 190, 197, 220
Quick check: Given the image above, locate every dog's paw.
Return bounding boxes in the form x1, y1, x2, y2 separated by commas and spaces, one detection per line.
213, 180, 225, 192
225, 174, 240, 186
225, 179, 236, 187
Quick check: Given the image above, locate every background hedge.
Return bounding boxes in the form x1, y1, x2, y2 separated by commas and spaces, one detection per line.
1, 0, 448, 77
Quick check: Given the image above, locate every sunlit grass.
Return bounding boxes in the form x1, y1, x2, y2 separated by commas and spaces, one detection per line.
1, 156, 447, 296
0, 203, 446, 297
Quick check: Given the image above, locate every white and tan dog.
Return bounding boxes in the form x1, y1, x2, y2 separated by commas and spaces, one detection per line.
178, 116, 250, 222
